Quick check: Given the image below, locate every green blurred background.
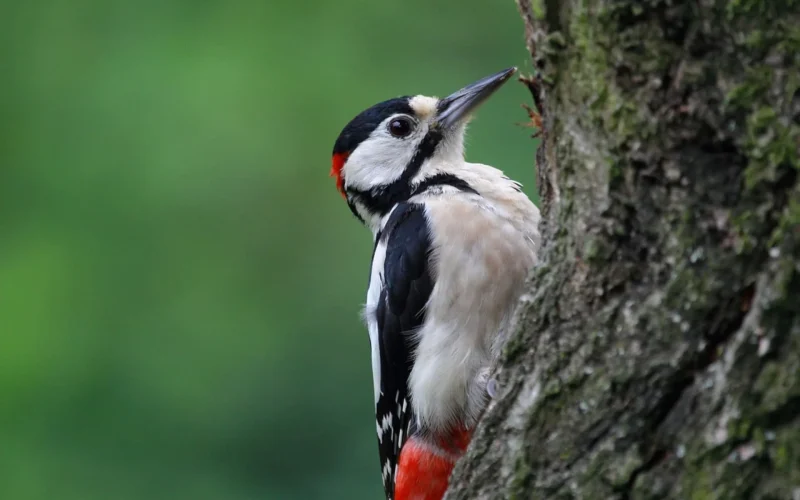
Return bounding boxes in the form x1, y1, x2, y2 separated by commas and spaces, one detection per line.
0, 1, 538, 498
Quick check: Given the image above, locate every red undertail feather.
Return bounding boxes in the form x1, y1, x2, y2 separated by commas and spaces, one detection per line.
394, 428, 472, 500
330, 152, 349, 199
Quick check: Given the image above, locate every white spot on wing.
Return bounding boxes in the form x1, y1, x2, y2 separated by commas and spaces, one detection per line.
382, 459, 393, 480
377, 412, 394, 444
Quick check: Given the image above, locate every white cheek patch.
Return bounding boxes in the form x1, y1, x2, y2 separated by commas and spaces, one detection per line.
343, 126, 422, 191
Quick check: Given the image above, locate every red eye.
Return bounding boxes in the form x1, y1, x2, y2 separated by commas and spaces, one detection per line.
388, 117, 414, 138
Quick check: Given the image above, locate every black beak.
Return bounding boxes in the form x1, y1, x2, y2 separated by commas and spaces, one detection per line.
435, 67, 517, 128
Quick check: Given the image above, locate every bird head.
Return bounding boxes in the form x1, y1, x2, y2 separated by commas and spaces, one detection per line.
331, 68, 517, 227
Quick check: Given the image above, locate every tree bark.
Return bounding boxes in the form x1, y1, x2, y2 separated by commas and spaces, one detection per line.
445, 1, 800, 498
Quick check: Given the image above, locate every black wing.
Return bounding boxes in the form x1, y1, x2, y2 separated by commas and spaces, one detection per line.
374, 202, 434, 499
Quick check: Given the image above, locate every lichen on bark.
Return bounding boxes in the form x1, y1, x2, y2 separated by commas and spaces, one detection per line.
445, 1, 800, 499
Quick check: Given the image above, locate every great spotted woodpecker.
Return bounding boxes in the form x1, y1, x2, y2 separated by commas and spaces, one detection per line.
331, 68, 541, 500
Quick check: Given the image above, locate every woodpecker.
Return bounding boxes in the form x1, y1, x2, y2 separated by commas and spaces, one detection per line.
331, 68, 541, 500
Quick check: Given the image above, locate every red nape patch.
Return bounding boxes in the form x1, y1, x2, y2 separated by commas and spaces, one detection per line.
330, 152, 349, 199
394, 429, 472, 500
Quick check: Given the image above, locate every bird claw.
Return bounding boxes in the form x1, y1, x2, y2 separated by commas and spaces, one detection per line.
475, 367, 499, 398
486, 378, 499, 399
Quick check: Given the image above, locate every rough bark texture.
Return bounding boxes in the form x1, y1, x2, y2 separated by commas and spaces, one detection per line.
445, 1, 800, 498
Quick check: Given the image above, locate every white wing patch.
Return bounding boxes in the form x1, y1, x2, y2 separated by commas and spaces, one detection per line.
366, 239, 387, 405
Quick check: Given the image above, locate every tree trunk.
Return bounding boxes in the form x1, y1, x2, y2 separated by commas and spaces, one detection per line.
445, 1, 800, 498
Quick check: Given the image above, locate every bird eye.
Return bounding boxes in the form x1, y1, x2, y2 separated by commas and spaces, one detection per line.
388, 116, 414, 138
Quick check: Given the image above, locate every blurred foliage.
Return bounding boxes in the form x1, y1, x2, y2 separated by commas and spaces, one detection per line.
0, 0, 538, 498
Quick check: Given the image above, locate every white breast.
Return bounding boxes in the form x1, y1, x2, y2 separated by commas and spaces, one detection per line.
409, 189, 540, 432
